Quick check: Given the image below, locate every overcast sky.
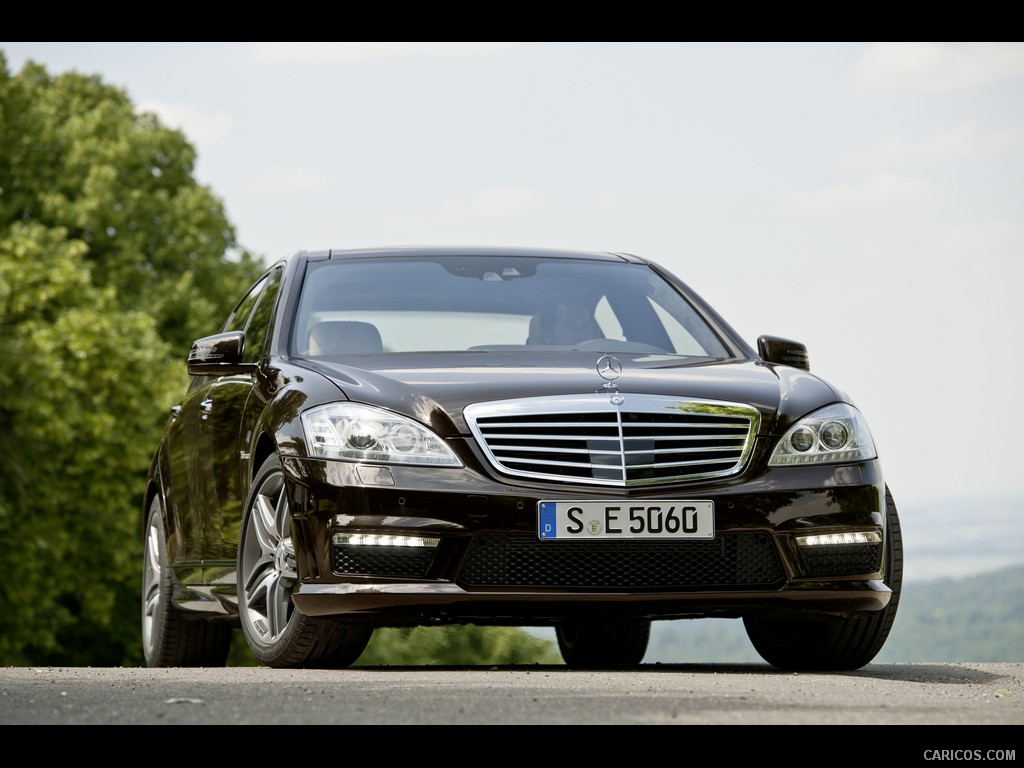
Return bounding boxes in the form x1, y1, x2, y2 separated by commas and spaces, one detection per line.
3, 42, 1023, 572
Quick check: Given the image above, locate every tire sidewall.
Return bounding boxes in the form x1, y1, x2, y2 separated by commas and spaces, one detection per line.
141, 496, 174, 667
237, 454, 302, 665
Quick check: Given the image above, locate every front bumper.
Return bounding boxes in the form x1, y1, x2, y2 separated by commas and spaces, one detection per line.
283, 454, 892, 626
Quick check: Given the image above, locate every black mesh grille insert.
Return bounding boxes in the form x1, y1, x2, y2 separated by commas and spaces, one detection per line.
332, 543, 437, 578
458, 533, 784, 589
799, 543, 882, 576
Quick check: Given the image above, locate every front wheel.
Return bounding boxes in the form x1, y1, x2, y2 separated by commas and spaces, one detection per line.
556, 618, 651, 669
237, 454, 372, 668
743, 485, 903, 671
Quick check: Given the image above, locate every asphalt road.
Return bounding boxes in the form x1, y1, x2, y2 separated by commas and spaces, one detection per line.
1, 663, 1022, 734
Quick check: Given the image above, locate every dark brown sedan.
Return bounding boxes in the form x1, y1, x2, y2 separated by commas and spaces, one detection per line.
141, 246, 901, 670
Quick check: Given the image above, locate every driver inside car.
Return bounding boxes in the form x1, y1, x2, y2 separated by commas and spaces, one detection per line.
528, 299, 603, 345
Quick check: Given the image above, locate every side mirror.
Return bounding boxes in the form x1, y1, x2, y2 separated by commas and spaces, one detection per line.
757, 335, 810, 371
187, 331, 254, 375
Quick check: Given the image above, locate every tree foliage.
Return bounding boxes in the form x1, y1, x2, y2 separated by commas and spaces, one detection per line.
0, 52, 262, 352
355, 626, 562, 666
0, 51, 263, 665
225, 626, 562, 667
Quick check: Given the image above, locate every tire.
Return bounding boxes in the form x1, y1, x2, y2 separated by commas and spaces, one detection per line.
743, 485, 904, 671
237, 454, 372, 668
556, 618, 651, 669
141, 495, 232, 667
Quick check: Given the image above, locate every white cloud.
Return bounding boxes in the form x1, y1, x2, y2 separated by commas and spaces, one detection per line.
246, 42, 524, 65
247, 165, 335, 194
591, 193, 620, 210
840, 121, 1024, 172
138, 100, 233, 146
385, 185, 551, 230
439, 185, 551, 221
941, 218, 1017, 251
786, 173, 932, 215
852, 42, 1024, 93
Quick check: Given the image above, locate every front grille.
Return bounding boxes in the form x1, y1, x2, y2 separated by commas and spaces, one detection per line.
332, 543, 436, 578
458, 532, 784, 589
465, 394, 759, 487
799, 543, 882, 577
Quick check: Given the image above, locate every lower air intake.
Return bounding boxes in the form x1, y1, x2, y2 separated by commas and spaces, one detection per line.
332, 543, 436, 578
458, 533, 784, 589
799, 543, 882, 577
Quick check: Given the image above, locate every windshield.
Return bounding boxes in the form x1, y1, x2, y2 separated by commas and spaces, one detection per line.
290, 255, 731, 358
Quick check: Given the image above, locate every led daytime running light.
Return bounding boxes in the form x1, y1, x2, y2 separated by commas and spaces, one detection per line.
795, 531, 882, 547
332, 533, 440, 548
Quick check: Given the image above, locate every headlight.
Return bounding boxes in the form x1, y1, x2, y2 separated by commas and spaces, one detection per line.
768, 403, 876, 466
301, 403, 463, 466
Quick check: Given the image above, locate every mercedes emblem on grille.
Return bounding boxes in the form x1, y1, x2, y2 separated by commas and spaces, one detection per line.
596, 355, 622, 389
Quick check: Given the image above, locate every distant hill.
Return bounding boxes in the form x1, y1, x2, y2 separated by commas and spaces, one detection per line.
896, 494, 1024, 581
643, 563, 1024, 664
875, 562, 1024, 663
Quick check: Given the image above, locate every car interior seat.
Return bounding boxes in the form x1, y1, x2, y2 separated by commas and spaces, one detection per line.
308, 320, 384, 355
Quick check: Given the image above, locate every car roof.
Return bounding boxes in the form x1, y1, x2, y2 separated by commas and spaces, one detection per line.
305, 245, 652, 264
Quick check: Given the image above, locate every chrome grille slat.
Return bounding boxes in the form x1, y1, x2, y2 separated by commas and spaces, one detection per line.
627, 457, 740, 469
465, 394, 760, 487
624, 446, 744, 455
626, 437, 746, 443
501, 457, 614, 470
491, 446, 616, 456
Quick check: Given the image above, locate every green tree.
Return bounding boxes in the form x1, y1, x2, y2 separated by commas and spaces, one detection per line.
0, 52, 262, 353
0, 51, 263, 665
355, 626, 563, 666
0, 222, 181, 663
225, 626, 562, 667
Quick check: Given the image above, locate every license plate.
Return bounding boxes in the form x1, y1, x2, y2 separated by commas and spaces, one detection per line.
538, 501, 714, 540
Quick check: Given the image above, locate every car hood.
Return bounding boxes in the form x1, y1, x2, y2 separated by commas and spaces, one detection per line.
297, 351, 844, 437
